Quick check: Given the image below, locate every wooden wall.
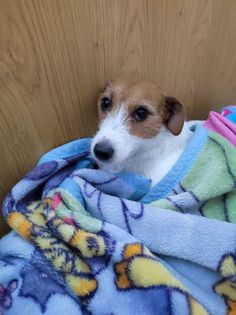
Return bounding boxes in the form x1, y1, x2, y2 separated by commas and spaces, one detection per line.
1, 0, 236, 235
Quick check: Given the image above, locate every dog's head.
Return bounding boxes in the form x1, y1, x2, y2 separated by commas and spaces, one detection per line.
91, 76, 185, 173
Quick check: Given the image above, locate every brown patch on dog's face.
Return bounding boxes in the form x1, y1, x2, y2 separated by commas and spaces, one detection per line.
97, 76, 184, 138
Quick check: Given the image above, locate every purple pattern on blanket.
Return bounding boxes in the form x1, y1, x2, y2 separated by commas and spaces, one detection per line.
25, 161, 58, 180
0, 280, 18, 313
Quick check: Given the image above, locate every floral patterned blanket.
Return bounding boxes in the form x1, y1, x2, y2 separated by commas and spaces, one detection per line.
1, 107, 236, 315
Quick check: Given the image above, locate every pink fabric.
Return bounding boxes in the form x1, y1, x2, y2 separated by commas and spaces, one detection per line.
221, 108, 232, 117
204, 111, 236, 147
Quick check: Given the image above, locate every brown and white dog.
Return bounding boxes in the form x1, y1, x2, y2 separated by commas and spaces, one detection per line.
91, 76, 194, 186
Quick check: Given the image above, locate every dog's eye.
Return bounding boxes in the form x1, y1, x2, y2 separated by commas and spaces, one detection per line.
101, 97, 112, 112
133, 107, 149, 121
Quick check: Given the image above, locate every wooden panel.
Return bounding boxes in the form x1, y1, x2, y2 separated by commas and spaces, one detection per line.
1, 0, 236, 235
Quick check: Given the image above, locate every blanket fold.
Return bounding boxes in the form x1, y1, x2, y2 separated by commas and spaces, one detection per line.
1, 106, 236, 315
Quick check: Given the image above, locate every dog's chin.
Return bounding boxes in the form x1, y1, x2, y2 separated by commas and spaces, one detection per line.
95, 160, 125, 174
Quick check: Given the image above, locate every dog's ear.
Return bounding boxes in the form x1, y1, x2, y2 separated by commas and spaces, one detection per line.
164, 96, 185, 135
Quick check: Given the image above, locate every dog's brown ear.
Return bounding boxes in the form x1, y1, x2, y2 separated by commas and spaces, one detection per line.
164, 96, 185, 135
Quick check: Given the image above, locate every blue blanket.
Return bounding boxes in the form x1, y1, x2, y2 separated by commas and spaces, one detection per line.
1, 107, 236, 315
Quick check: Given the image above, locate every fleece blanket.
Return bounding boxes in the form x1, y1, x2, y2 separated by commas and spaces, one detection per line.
1, 107, 236, 315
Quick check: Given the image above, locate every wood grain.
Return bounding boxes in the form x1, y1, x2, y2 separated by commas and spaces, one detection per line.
1, 0, 236, 235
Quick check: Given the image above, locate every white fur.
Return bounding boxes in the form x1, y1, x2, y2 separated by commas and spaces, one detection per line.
91, 105, 194, 186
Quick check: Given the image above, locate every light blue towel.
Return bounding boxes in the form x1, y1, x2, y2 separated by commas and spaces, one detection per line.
1, 107, 236, 315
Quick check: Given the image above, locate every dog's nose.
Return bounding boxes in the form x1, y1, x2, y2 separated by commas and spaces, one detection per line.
94, 141, 114, 161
